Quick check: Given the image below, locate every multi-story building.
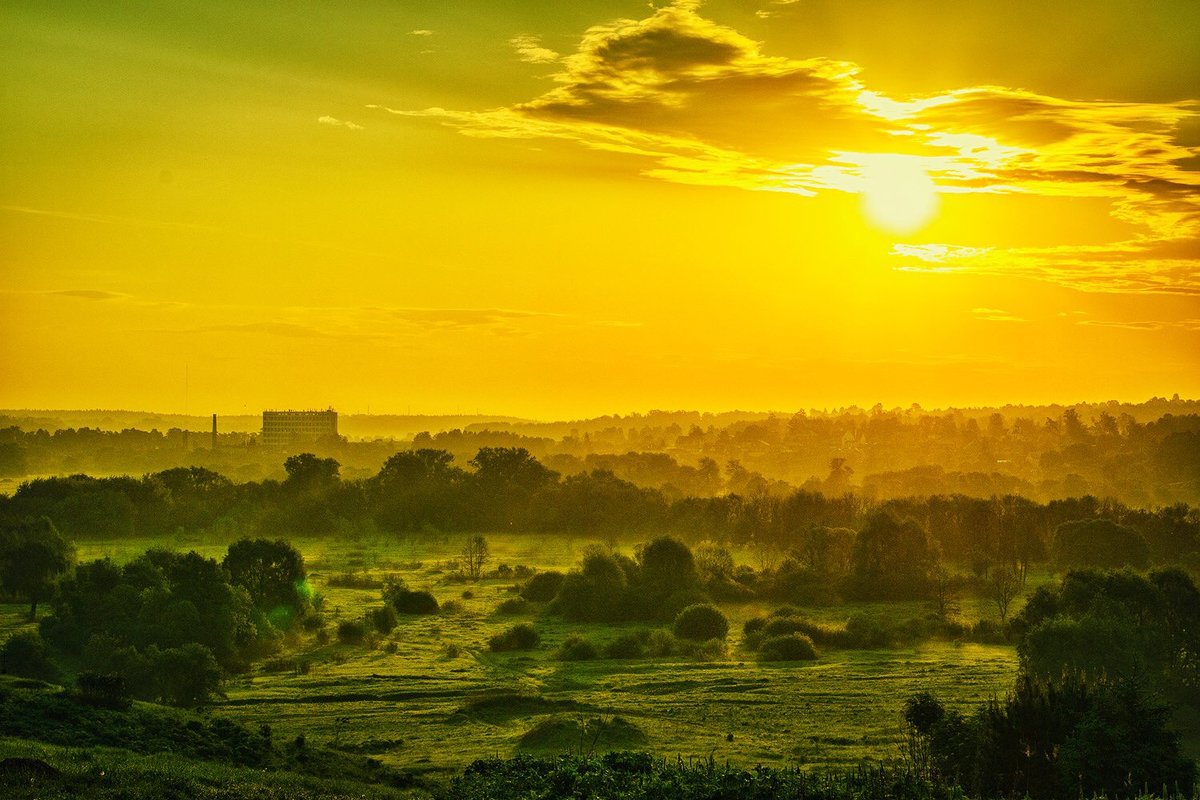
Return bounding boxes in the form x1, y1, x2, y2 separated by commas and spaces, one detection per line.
261, 409, 339, 447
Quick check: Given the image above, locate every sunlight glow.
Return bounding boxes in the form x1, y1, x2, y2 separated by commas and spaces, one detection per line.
858, 155, 940, 234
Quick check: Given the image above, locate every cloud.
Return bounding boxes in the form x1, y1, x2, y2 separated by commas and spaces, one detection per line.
1076, 318, 1200, 331
972, 307, 1026, 323
51, 289, 129, 301
408, 29, 433, 36
372, 0, 1200, 294
317, 115, 363, 131
755, 0, 803, 19
510, 34, 560, 64
386, 306, 562, 331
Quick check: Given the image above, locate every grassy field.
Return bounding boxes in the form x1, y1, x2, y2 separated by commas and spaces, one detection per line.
6, 533, 1027, 779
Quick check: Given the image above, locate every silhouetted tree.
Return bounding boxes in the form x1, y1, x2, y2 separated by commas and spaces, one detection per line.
0, 517, 74, 619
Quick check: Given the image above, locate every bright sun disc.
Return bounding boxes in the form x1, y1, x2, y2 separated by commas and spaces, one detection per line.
860, 156, 939, 234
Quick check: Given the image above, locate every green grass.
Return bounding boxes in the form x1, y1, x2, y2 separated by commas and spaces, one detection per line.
10, 534, 1029, 776
0, 736, 424, 799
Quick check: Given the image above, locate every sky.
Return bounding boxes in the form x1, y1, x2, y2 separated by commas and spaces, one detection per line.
1, 0, 1198, 419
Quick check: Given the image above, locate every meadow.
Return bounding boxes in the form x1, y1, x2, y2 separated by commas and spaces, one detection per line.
0, 532, 1030, 779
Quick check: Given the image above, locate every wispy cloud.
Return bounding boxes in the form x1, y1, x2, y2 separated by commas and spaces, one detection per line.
370, 0, 1200, 295
510, 34, 559, 64
972, 307, 1026, 323
408, 29, 433, 37
51, 289, 129, 301
1076, 318, 1200, 331
317, 115, 363, 131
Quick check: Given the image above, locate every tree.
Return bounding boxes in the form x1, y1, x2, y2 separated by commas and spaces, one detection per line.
223, 538, 308, 618
0, 517, 74, 620
153, 643, 223, 707
988, 567, 1021, 625
377, 448, 459, 486
1052, 519, 1149, 569
461, 535, 489, 581
847, 512, 933, 600
929, 566, 961, 623
282, 453, 340, 492
638, 536, 698, 600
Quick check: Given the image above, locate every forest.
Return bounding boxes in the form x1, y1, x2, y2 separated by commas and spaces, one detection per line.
2, 398, 1197, 508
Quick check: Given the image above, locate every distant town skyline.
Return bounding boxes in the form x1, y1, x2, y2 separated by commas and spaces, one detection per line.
2, 1, 1198, 418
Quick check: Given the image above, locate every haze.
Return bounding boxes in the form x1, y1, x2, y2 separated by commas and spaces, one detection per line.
2, 0, 1199, 418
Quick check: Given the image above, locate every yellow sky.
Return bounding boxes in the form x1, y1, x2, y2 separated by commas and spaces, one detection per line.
1, 0, 1198, 418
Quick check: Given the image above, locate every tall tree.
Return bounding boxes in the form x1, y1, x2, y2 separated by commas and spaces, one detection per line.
0, 517, 74, 620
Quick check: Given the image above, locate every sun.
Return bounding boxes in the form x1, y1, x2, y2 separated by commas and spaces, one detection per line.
859, 155, 939, 234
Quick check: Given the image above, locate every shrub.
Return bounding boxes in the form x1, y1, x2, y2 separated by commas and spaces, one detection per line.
845, 613, 892, 648
743, 616, 767, 635
604, 630, 651, 659
391, 589, 439, 615
337, 620, 366, 644
660, 589, 711, 622
440, 599, 465, 614
556, 633, 599, 661
520, 571, 566, 602
367, 605, 398, 634
75, 672, 130, 709
489, 623, 539, 652
646, 629, 677, 657
0, 631, 58, 681
676, 637, 727, 660
762, 616, 809, 637
495, 597, 532, 616
706, 575, 757, 602
758, 633, 818, 661
672, 604, 729, 641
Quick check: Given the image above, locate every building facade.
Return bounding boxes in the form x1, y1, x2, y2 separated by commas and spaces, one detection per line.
261, 409, 339, 447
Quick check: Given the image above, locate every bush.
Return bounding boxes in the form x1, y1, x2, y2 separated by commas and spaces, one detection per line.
0, 631, 58, 681
646, 629, 677, 657
390, 589, 439, 615
604, 630, 651, 659
672, 604, 729, 642
556, 633, 599, 661
758, 633, 818, 662
845, 613, 892, 648
495, 597, 532, 616
762, 616, 809, 637
489, 623, 539, 652
367, 605, 398, 634
660, 589, 711, 622
676, 637, 727, 660
75, 671, 131, 709
743, 616, 767, 636
337, 620, 366, 644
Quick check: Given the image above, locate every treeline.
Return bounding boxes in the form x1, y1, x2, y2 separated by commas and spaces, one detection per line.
2, 449, 1198, 578
2, 400, 1198, 507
